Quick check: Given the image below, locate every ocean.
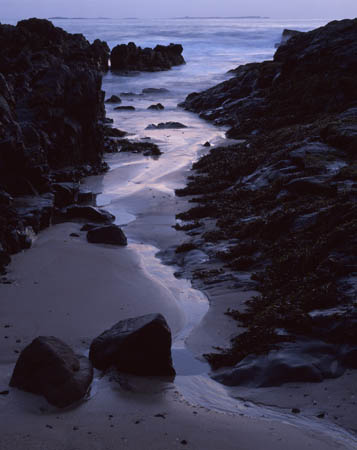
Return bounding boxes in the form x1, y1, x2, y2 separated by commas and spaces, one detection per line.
50, 17, 328, 97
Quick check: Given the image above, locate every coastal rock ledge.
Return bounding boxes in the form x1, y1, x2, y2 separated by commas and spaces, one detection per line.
0, 18, 110, 274
176, 18, 357, 385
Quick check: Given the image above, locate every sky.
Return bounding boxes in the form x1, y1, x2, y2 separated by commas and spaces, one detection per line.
1, 0, 356, 20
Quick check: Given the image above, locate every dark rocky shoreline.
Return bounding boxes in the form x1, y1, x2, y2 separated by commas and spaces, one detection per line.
176, 19, 357, 386
0, 19, 181, 276
0, 18, 111, 275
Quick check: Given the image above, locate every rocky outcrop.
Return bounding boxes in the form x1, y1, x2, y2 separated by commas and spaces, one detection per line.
89, 313, 175, 376
181, 19, 357, 137
110, 42, 185, 72
10, 336, 93, 408
0, 19, 110, 274
175, 19, 357, 384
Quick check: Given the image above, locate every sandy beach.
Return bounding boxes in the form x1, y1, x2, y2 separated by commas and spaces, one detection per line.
1, 221, 356, 450
1, 147, 356, 449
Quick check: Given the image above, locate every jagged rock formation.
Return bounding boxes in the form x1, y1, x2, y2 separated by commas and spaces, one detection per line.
0, 19, 110, 274
176, 19, 357, 384
110, 42, 185, 71
181, 19, 357, 137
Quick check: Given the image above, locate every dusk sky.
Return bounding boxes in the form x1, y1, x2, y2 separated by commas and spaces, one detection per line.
1, 0, 356, 20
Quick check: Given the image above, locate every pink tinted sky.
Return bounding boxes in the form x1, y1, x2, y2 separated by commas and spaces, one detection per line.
1, 0, 356, 20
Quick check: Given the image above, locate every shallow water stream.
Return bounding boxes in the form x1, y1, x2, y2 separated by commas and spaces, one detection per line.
79, 70, 357, 448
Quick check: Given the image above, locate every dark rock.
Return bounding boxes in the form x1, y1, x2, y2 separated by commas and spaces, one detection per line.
147, 103, 165, 110
275, 29, 302, 48
89, 313, 175, 376
0, 18, 110, 273
110, 42, 185, 72
105, 95, 121, 104
86, 224, 127, 246
117, 139, 162, 157
65, 205, 115, 223
10, 336, 93, 408
146, 122, 187, 130
80, 223, 98, 231
114, 106, 135, 111
52, 182, 79, 208
181, 19, 357, 135
77, 190, 95, 204
285, 177, 336, 196
203, 141, 211, 147
104, 127, 127, 138
214, 341, 343, 387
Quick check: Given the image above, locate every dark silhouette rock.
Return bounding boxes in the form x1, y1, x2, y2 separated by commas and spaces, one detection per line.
10, 336, 93, 408
0, 18, 110, 273
86, 224, 127, 246
147, 103, 165, 110
89, 313, 175, 376
146, 122, 187, 130
52, 182, 79, 208
105, 95, 121, 103
110, 42, 185, 72
114, 105, 135, 111
65, 205, 115, 223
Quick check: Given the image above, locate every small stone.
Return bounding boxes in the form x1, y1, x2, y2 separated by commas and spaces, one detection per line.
317, 412, 325, 419
181, 440, 188, 445
0, 390, 9, 395
292, 408, 300, 414
46, 424, 53, 429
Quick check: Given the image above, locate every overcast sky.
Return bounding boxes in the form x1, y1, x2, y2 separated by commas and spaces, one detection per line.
1, 0, 356, 20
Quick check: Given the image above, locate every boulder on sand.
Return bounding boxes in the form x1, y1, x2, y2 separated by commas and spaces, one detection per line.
89, 313, 175, 376
86, 224, 128, 246
10, 336, 93, 408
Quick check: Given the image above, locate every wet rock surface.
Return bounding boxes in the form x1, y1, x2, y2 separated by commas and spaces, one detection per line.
10, 336, 93, 408
175, 19, 357, 385
110, 42, 185, 72
0, 19, 109, 274
89, 313, 176, 376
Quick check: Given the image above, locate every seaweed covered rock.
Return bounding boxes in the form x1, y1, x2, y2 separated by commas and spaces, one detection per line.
10, 336, 93, 408
110, 42, 185, 72
89, 313, 175, 376
0, 19, 109, 273
176, 19, 357, 380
